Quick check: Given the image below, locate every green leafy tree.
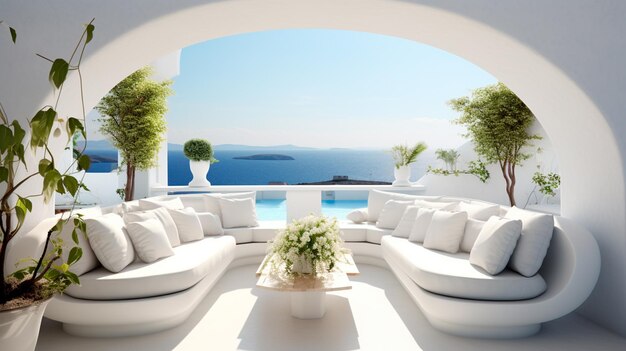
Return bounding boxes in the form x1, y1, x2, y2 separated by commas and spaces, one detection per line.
96, 67, 172, 201
449, 82, 540, 206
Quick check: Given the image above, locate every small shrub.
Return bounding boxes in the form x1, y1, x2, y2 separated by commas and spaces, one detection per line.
183, 139, 219, 163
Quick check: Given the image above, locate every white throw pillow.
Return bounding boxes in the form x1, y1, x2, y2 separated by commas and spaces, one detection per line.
218, 197, 259, 228
52, 208, 102, 276
126, 218, 174, 263
457, 202, 501, 221
197, 212, 224, 236
414, 199, 457, 210
460, 218, 487, 253
124, 207, 181, 247
391, 206, 419, 238
366, 189, 441, 222
346, 208, 369, 224
505, 206, 555, 277
167, 208, 204, 242
85, 214, 135, 273
204, 192, 256, 220
408, 208, 437, 243
121, 200, 142, 213
470, 216, 523, 275
179, 195, 209, 212
423, 211, 468, 253
138, 197, 184, 211
376, 200, 414, 229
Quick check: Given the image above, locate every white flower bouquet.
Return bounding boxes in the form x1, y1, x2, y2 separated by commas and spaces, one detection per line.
268, 215, 346, 276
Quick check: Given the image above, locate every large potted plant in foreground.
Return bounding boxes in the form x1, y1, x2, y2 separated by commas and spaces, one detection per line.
184, 138, 218, 187
391, 142, 427, 187
0, 21, 93, 351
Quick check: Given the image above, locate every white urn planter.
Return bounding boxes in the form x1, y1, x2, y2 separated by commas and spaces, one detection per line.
188, 160, 211, 187
392, 165, 412, 187
0, 298, 51, 351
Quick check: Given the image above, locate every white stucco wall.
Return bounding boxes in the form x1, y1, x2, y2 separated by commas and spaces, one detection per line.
1, 0, 625, 335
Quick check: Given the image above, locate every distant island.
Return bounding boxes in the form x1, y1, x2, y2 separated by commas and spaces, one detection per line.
233, 154, 295, 161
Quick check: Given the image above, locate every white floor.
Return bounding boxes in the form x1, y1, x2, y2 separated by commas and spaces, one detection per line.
36, 264, 626, 351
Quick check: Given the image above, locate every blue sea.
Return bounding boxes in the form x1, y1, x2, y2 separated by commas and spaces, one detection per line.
168, 149, 432, 185
85, 148, 434, 185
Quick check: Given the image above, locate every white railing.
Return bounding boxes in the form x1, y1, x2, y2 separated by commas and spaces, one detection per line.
150, 184, 426, 221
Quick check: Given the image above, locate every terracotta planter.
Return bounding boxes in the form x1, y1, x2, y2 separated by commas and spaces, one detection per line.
188, 160, 211, 187
392, 165, 412, 187
0, 298, 51, 351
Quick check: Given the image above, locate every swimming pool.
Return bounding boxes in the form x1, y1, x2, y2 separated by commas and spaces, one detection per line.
256, 199, 367, 221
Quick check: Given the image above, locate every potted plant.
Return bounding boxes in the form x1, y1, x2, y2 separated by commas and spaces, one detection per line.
183, 138, 218, 187
390, 142, 427, 186
0, 21, 94, 351
266, 215, 346, 276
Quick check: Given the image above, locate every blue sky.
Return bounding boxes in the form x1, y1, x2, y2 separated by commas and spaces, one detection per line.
93, 29, 497, 149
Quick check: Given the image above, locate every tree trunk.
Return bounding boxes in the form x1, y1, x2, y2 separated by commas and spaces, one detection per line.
125, 164, 135, 201
500, 160, 517, 207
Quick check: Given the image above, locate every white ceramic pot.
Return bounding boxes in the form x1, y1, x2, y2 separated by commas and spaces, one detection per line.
392, 165, 412, 187
188, 160, 211, 187
0, 298, 51, 351
292, 256, 313, 275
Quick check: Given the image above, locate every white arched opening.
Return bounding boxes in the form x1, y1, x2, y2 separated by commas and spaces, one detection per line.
2, 0, 624, 335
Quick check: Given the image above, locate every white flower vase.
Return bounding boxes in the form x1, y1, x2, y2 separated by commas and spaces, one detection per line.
188, 160, 211, 187
393, 165, 411, 187
0, 298, 51, 351
292, 256, 313, 274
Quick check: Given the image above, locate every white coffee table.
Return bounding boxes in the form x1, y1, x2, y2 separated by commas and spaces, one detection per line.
256, 254, 359, 319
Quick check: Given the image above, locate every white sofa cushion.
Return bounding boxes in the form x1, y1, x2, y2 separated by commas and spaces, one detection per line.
423, 211, 468, 253
53, 208, 102, 276
414, 199, 457, 210
367, 189, 441, 222
126, 218, 175, 263
381, 236, 547, 301
346, 208, 368, 224
197, 212, 224, 236
505, 206, 555, 277
457, 201, 501, 221
65, 236, 236, 300
460, 218, 486, 253
124, 207, 181, 247
121, 200, 142, 214
391, 206, 419, 238
85, 214, 135, 273
179, 195, 209, 212
218, 197, 259, 228
470, 216, 522, 275
376, 200, 414, 229
408, 208, 437, 243
251, 221, 285, 242
138, 197, 184, 211
223, 227, 253, 244
204, 192, 256, 220
167, 208, 204, 243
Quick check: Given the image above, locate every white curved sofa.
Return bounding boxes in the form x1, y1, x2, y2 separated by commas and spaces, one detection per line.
10, 192, 600, 339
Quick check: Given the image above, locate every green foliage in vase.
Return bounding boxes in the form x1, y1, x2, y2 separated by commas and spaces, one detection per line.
391, 142, 427, 169
267, 215, 346, 276
96, 67, 172, 201
183, 139, 218, 163
0, 20, 94, 309
449, 82, 540, 206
